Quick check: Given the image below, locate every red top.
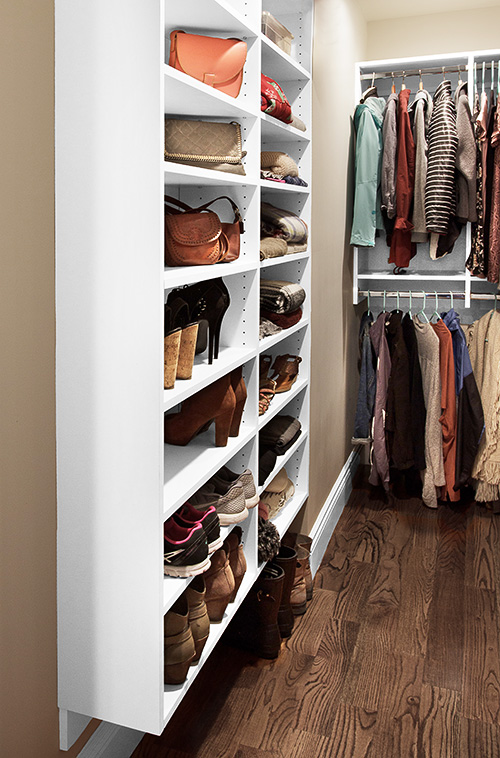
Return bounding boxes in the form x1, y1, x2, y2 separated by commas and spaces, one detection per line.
388, 88, 417, 268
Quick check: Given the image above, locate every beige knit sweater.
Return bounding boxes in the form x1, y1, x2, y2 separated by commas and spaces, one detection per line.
414, 316, 445, 508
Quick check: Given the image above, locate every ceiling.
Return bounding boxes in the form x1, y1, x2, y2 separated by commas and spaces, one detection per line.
358, 0, 500, 22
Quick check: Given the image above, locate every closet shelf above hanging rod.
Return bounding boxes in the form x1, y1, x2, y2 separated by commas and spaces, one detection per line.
358, 290, 498, 300
359, 65, 471, 81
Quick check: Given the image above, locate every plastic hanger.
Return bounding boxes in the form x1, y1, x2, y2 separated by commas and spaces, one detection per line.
458, 65, 462, 86
474, 61, 478, 98
442, 66, 446, 81
383, 289, 387, 313
367, 289, 372, 318
408, 291, 413, 319
492, 61, 495, 95
391, 72, 396, 94
482, 61, 486, 94
417, 291, 430, 323
449, 290, 454, 313
401, 71, 406, 91
419, 70, 423, 91
430, 291, 441, 322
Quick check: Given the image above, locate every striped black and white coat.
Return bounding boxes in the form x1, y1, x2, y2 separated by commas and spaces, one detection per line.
424, 80, 459, 234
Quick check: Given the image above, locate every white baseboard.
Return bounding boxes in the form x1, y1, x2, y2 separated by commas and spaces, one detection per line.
309, 447, 360, 577
75, 722, 144, 758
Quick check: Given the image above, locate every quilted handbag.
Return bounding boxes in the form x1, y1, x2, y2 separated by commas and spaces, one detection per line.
164, 118, 246, 176
164, 195, 244, 266
169, 30, 247, 98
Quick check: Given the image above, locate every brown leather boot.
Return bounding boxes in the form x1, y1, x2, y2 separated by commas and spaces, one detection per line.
225, 562, 284, 659
290, 546, 308, 616
283, 532, 313, 601
185, 575, 210, 662
223, 526, 247, 602
164, 595, 196, 684
229, 365, 247, 437
204, 547, 235, 622
273, 545, 297, 638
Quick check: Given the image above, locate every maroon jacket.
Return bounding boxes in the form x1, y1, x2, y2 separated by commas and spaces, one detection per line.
389, 89, 417, 268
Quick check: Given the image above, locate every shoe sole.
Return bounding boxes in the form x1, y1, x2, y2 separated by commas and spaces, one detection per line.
208, 535, 224, 553
164, 556, 211, 577
217, 506, 249, 525
245, 493, 259, 509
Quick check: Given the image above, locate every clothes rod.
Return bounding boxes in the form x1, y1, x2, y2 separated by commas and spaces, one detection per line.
358, 291, 499, 300
359, 65, 471, 81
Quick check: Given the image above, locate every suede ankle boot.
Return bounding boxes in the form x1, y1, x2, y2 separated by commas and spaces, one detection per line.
283, 532, 313, 601
185, 575, 210, 662
164, 595, 196, 684
204, 547, 235, 622
223, 526, 247, 602
273, 545, 297, 638
290, 546, 308, 616
226, 562, 284, 659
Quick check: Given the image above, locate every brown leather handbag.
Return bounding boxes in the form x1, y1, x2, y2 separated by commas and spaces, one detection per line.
168, 30, 247, 99
164, 195, 244, 267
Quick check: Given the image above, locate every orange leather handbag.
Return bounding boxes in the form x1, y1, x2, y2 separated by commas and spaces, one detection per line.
168, 30, 247, 99
164, 195, 244, 267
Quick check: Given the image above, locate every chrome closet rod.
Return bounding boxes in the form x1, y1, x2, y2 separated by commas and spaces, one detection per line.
359, 65, 470, 81
358, 290, 498, 300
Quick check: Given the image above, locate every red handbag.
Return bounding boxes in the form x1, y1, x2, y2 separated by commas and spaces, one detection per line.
164, 195, 244, 267
169, 30, 247, 98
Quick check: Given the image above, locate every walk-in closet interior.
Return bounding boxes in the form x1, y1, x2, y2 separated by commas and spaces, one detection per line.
4, 1, 500, 757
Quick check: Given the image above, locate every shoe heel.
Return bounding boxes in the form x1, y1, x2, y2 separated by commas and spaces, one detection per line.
229, 367, 247, 437
230, 398, 245, 437
164, 329, 181, 389
205, 594, 231, 623
229, 574, 244, 603
177, 323, 199, 380
192, 636, 209, 663
164, 657, 194, 685
215, 405, 235, 447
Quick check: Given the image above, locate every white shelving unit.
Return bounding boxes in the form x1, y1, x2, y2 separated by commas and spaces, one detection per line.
352, 50, 500, 314
56, 0, 312, 742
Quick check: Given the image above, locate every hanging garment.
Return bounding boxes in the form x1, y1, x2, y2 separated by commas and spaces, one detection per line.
467, 91, 488, 277
385, 311, 413, 470
484, 90, 497, 267
352, 311, 376, 444
413, 316, 445, 508
388, 89, 416, 268
431, 319, 458, 502
350, 96, 386, 247
402, 314, 427, 471
488, 95, 500, 283
368, 312, 391, 491
410, 88, 433, 243
436, 82, 477, 257
381, 92, 398, 221
467, 309, 500, 502
441, 308, 484, 489
425, 81, 459, 245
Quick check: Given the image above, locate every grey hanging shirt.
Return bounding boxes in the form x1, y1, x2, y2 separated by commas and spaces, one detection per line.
410, 89, 433, 242
381, 93, 398, 219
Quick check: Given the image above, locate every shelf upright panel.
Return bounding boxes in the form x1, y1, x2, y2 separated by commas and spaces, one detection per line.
56, 0, 165, 735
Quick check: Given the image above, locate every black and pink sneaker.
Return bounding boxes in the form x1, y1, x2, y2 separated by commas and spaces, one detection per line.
174, 502, 223, 554
164, 520, 210, 577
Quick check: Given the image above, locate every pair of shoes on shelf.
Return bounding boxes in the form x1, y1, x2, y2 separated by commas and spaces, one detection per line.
163, 502, 223, 577
164, 299, 199, 390
282, 532, 313, 605
164, 575, 210, 684
261, 353, 302, 394
259, 355, 276, 416
164, 366, 247, 447
166, 277, 230, 368
259, 467, 295, 519
190, 465, 258, 525
204, 527, 247, 623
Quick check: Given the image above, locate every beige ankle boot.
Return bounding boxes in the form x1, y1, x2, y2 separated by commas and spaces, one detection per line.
283, 532, 313, 601
204, 548, 235, 622
223, 527, 247, 602
185, 575, 210, 662
290, 546, 308, 616
164, 595, 196, 684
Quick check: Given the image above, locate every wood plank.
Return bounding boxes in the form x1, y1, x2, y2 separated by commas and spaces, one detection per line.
327, 703, 379, 758
287, 587, 341, 656
320, 559, 376, 623
460, 716, 500, 758
465, 505, 497, 591
418, 685, 461, 758
461, 587, 500, 724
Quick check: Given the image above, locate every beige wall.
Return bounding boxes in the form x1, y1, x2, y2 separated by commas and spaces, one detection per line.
301, 0, 367, 533
0, 2, 100, 756
367, 5, 500, 60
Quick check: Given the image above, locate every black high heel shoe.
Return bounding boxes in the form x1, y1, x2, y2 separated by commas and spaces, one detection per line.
167, 278, 230, 364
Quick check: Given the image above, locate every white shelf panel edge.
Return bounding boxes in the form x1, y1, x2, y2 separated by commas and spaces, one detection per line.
260, 112, 311, 143
164, 66, 259, 119
162, 565, 258, 725
258, 429, 308, 494
162, 523, 238, 611
165, 162, 259, 187
163, 346, 255, 412
260, 178, 310, 194
260, 251, 309, 269
259, 318, 309, 352
163, 423, 256, 516
164, 0, 259, 38
271, 489, 308, 537
261, 35, 311, 81
164, 259, 258, 289
258, 377, 308, 430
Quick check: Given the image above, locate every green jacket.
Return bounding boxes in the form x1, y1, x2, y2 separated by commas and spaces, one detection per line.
350, 96, 385, 247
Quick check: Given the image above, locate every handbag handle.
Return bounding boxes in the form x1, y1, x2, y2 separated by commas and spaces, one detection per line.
164, 194, 244, 233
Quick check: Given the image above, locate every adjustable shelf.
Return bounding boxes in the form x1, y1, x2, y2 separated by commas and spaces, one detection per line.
259, 318, 309, 351
260, 112, 311, 142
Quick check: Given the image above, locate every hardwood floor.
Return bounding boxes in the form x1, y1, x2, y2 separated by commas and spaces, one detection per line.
133, 467, 500, 757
